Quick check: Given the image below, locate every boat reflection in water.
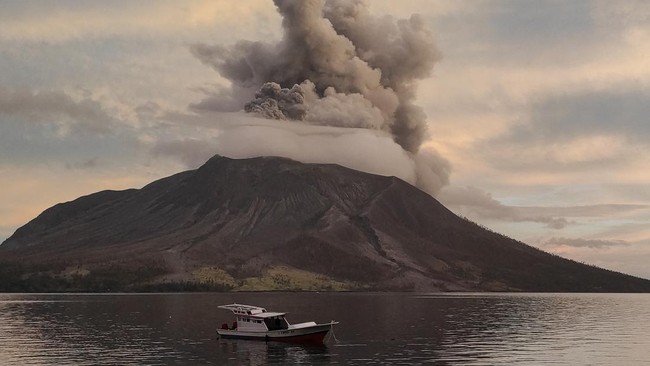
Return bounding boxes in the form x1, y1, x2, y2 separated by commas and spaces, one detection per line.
217, 338, 332, 365
216, 304, 338, 344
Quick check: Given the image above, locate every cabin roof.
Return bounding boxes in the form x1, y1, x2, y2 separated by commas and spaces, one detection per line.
249, 311, 286, 318
218, 303, 287, 318
218, 303, 265, 313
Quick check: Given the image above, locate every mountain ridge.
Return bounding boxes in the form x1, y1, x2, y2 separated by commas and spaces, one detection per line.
2, 155, 650, 292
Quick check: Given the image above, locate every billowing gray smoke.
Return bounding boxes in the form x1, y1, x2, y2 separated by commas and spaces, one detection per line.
190, 0, 450, 195
244, 82, 306, 120
192, 0, 440, 153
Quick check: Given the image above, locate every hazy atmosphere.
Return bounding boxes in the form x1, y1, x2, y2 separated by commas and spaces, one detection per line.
1, 0, 649, 278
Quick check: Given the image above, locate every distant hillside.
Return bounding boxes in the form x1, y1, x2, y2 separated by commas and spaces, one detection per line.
2, 155, 649, 292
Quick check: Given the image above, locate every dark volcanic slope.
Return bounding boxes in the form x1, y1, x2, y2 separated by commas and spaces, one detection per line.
2, 155, 650, 292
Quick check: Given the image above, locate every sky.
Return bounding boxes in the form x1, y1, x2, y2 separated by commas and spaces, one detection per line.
1, 0, 649, 279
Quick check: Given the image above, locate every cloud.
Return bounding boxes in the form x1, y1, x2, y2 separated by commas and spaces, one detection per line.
484, 1, 594, 49
438, 186, 570, 229
438, 185, 649, 229
0, 88, 116, 135
152, 139, 218, 169
543, 237, 630, 249
0, 88, 150, 170
516, 87, 650, 144
151, 111, 450, 194
515, 204, 650, 218
65, 157, 101, 170
541, 237, 650, 279
153, 112, 420, 184
190, 85, 255, 114
0, 0, 277, 42
461, 86, 650, 184
593, 1, 650, 30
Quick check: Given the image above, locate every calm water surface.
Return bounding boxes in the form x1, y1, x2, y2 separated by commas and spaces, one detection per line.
1, 292, 649, 365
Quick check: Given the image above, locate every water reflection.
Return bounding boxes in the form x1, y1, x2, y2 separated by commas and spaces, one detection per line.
0, 295, 187, 365
1, 293, 649, 365
0, 294, 337, 365
217, 339, 331, 365
421, 293, 650, 365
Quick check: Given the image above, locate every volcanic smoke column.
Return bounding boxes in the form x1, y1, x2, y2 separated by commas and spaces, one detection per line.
191, 0, 450, 194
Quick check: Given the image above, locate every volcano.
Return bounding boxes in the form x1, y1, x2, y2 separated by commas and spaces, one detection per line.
2, 155, 649, 292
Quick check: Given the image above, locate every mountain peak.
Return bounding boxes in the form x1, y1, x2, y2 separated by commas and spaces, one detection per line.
2, 155, 649, 292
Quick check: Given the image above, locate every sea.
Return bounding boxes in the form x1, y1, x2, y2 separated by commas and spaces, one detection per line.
1, 292, 649, 365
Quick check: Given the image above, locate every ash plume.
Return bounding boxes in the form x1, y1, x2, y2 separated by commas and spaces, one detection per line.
244, 82, 306, 120
190, 0, 449, 195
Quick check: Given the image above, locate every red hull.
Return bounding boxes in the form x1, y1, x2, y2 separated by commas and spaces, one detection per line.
272, 330, 329, 344
220, 329, 329, 345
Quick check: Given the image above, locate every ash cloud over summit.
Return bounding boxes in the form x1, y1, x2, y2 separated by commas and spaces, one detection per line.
190, 0, 449, 195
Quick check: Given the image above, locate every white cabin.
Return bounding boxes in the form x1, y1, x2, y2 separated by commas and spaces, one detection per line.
218, 303, 291, 332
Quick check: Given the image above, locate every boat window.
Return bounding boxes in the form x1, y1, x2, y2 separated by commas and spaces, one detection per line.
263, 316, 289, 331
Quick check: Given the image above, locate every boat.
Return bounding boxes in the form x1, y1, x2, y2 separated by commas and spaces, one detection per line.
216, 303, 338, 344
